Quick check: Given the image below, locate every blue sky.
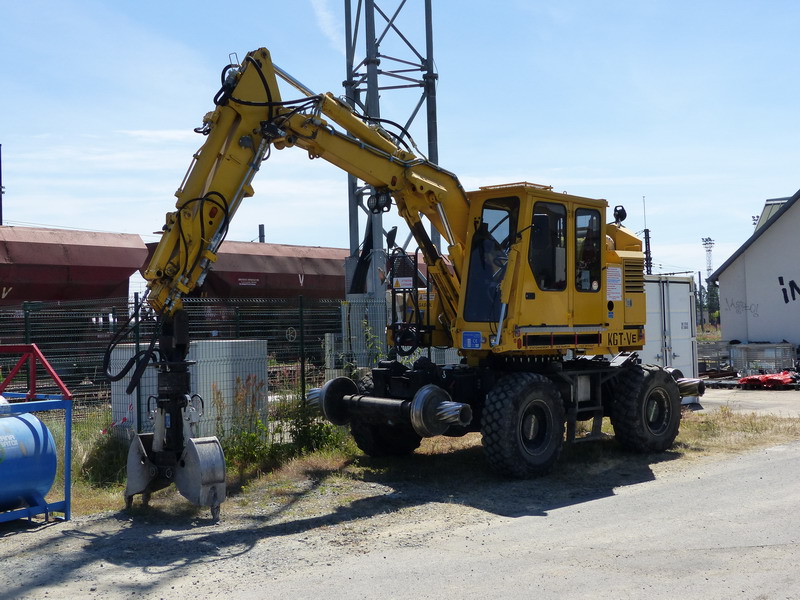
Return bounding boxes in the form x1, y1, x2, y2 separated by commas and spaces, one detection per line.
1, 0, 798, 280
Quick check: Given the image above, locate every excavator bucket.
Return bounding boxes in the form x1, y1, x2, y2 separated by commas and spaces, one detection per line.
124, 433, 226, 519
174, 436, 226, 513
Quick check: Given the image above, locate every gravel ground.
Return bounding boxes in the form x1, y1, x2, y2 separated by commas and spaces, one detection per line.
0, 435, 707, 600
2, 388, 799, 599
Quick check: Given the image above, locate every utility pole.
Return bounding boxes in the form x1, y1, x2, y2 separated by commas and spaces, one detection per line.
697, 271, 704, 329
642, 196, 651, 274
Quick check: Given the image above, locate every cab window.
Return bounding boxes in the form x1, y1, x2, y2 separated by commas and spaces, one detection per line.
528, 202, 566, 291
575, 208, 601, 293
464, 197, 519, 322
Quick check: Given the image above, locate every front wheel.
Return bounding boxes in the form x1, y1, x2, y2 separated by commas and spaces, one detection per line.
610, 364, 681, 452
481, 373, 565, 478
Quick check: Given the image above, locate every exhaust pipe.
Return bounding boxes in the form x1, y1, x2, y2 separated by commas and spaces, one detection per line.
676, 377, 705, 397
318, 377, 472, 437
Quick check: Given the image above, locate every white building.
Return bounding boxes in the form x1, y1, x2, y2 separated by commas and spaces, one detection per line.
709, 188, 800, 345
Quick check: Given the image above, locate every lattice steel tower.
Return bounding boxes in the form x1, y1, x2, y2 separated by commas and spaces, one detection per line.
343, 0, 439, 296
702, 237, 715, 277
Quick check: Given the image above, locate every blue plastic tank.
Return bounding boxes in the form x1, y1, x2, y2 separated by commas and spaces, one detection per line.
0, 413, 58, 512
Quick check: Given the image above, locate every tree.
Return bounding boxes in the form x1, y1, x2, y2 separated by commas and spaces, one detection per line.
706, 282, 720, 325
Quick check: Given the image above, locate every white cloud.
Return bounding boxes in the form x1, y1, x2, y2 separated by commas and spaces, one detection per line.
309, 0, 345, 55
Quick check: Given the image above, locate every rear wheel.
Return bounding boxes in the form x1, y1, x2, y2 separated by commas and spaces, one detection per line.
610, 364, 681, 452
481, 373, 565, 478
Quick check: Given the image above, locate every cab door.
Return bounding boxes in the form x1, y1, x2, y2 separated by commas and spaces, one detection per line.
527, 200, 569, 327
571, 205, 604, 327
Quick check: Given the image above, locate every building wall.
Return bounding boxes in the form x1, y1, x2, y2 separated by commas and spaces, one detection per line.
718, 259, 749, 341
719, 201, 800, 344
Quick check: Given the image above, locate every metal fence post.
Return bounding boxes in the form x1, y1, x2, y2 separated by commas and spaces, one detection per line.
299, 295, 306, 401
23, 301, 31, 344
22, 302, 31, 390
133, 293, 142, 434
235, 305, 241, 339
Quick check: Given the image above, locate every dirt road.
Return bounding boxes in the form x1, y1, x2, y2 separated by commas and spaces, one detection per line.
3, 431, 800, 600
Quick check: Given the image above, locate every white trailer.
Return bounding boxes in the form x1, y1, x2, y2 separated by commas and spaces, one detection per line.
642, 275, 699, 403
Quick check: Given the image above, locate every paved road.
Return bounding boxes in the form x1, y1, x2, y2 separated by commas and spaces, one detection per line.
698, 387, 800, 417
253, 441, 800, 600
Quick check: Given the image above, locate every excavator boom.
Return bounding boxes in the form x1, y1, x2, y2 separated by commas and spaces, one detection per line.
144, 48, 468, 331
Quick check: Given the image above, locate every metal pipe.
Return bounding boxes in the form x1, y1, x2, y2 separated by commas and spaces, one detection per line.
676, 377, 705, 397
318, 377, 472, 437
493, 303, 508, 347
273, 63, 316, 98
343, 394, 410, 423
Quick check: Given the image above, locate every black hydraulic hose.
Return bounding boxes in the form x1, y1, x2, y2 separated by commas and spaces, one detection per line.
171, 192, 230, 289
124, 333, 159, 395
180, 192, 231, 283
213, 64, 238, 106
347, 110, 414, 153
246, 55, 273, 121
103, 320, 159, 388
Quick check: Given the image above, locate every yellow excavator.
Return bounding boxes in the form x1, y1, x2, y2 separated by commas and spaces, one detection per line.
111, 47, 703, 514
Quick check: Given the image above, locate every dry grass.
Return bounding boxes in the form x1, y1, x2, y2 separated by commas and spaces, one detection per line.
676, 406, 800, 456
67, 481, 125, 515
260, 408, 800, 499
58, 407, 800, 517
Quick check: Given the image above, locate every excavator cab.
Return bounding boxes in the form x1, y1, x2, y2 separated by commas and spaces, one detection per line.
454, 182, 645, 358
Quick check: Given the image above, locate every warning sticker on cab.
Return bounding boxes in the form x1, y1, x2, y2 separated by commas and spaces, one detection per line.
606, 266, 622, 302
462, 331, 483, 350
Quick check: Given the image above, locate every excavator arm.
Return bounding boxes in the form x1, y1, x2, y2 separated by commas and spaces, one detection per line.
144, 53, 283, 315
144, 47, 469, 333
117, 47, 476, 516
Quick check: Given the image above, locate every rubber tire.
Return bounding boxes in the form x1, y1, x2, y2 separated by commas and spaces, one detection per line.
349, 374, 422, 457
481, 372, 565, 479
610, 364, 681, 452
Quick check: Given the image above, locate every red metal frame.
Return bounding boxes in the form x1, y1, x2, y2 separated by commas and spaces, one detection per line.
0, 344, 73, 400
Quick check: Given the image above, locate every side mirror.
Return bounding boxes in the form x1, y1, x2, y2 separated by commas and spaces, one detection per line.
386, 226, 398, 250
